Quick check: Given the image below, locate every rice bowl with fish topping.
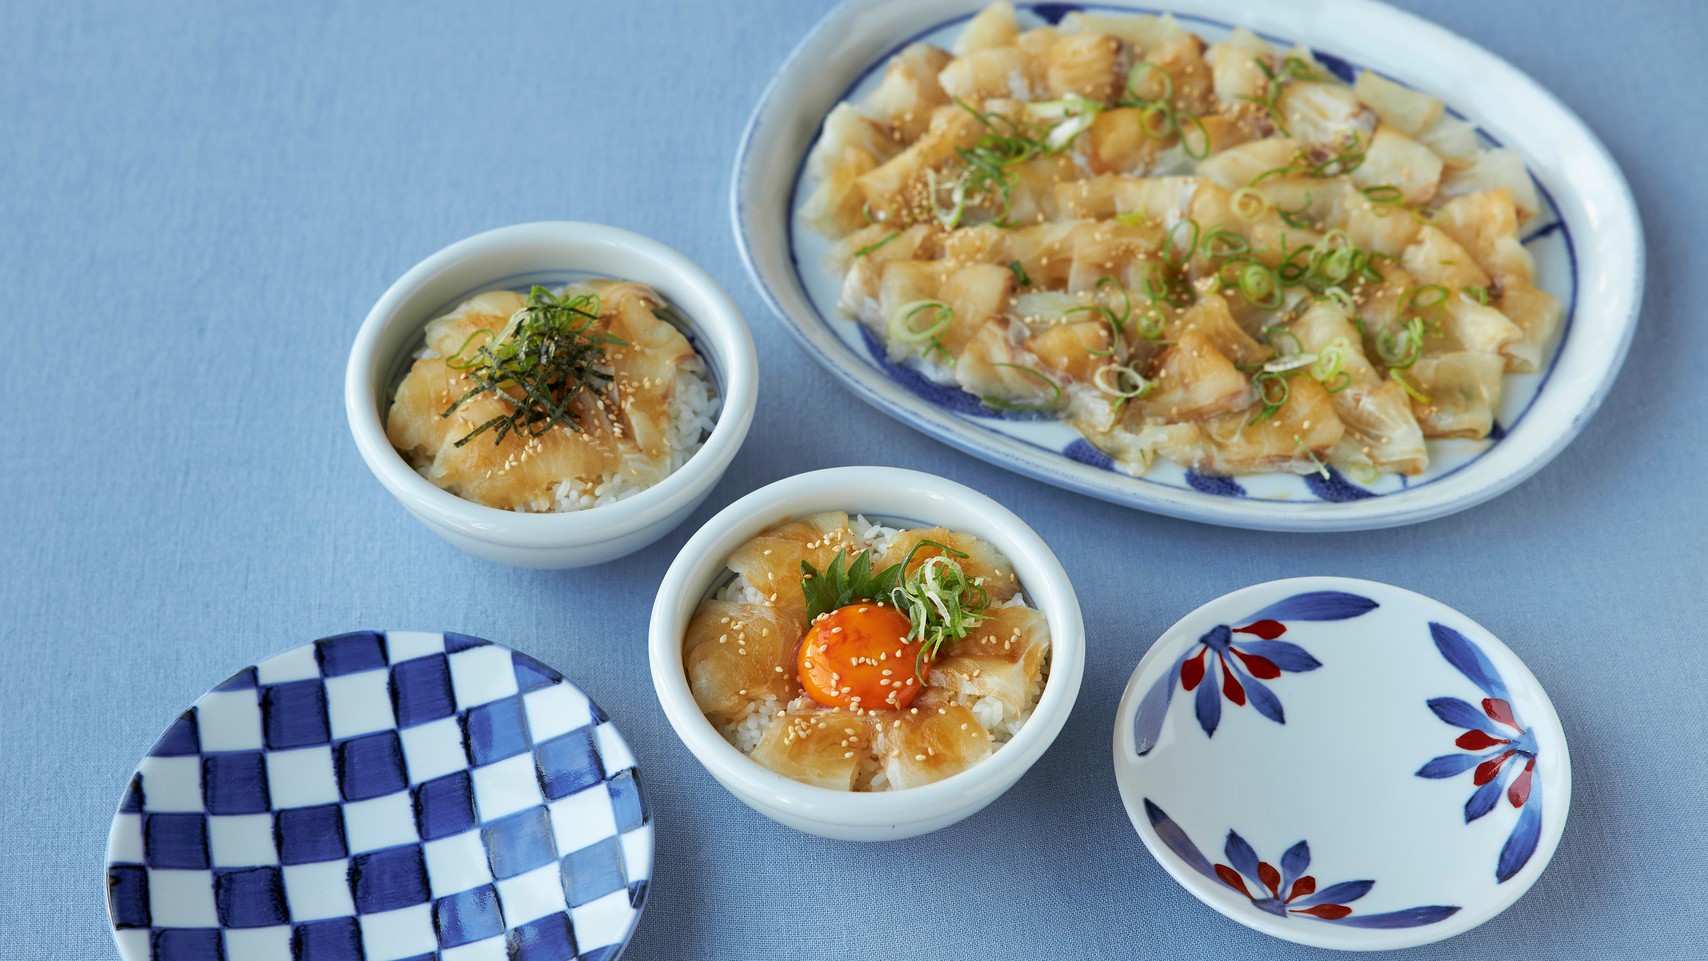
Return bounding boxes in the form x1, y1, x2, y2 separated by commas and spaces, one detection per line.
687, 511, 1051, 792
386, 279, 719, 512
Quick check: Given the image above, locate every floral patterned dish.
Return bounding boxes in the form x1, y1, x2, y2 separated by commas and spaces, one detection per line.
1112, 577, 1569, 950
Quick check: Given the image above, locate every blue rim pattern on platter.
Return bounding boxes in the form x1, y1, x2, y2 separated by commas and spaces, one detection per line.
731, 0, 1644, 531
105, 631, 652, 961
1112, 577, 1570, 950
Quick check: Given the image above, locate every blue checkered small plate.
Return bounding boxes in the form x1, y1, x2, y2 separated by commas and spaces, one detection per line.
105, 631, 652, 961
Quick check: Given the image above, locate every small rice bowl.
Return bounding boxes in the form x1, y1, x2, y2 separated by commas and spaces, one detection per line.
710, 514, 1050, 791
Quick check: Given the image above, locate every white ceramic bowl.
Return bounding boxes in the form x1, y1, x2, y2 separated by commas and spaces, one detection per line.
648, 467, 1085, 840
346, 222, 757, 568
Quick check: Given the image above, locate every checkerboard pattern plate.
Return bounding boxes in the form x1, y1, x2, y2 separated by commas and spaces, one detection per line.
105, 631, 653, 961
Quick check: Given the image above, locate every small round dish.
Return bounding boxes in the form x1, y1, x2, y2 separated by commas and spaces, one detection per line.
347, 221, 758, 568
1112, 578, 1569, 951
105, 630, 653, 961
648, 466, 1085, 841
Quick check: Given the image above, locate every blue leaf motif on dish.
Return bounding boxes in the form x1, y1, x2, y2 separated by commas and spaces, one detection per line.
1133, 592, 1376, 755
1143, 801, 1460, 927
1304, 467, 1376, 502
1063, 438, 1114, 471
1414, 622, 1542, 883
1185, 470, 1247, 497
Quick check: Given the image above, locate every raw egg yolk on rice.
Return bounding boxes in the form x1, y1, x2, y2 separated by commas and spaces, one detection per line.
798, 603, 925, 710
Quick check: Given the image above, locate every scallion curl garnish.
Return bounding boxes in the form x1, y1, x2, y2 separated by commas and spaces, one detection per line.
1027, 94, 1104, 151
1066, 275, 1132, 351
982, 363, 1062, 412
440, 286, 627, 448
1293, 435, 1331, 479
1118, 61, 1210, 159
1463, 285, 1489, 306
1162, 218, 1201, 269
1231, 187, 1270, 222
1141, 261, 1194, 310
1375, 316, 1426, 369
854, 231, 901, 258
938, 97, 1050, 228
1310, 336, 1353, 392
1360, 184, 1404, 206
887, 540, 990, 684
1320, 286, 1357, 314
888, 300, 954, 360
1094, 362, 1152, 399
1401, 283, 1450, 320
1114, 207, 1151, 227
1246, 370, 1291, 426
1218, 257, 1283, 310
1391, 367, 1430, 403
1242, 54, 1320, 135
1176, 111, 1211, 160
1009, 260, 1032, 287
1262, 325, 1306, 358
1132, 303, 1168, 340
1200, 227, 1251, 259
1122, 60, 1174, 106
1251, 133, 1368, 186
1277, 193, 1315, 229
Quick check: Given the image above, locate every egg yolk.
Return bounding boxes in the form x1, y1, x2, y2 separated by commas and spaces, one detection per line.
797, 602, 926, 710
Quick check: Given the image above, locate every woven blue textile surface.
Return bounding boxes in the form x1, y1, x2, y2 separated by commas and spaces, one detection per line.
1, 1, 1702, 958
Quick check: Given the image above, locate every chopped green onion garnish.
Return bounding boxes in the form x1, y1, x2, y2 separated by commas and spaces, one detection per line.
1122, 60, 1173, 106
1231, 187, 1270, 222
1294, 435, 1331, 479
1177, 110, 1210, 160
1246, 370, 1291, 426
1200, 227, 1251, 259
983, 363, 1063, 412
1162, 218, 1201, 269
888, 300, 953, 347
1094, 363, 1152, 399
1391, 367, 1429, 403
1360, 184, 1404, 205
855, 231, 901, 258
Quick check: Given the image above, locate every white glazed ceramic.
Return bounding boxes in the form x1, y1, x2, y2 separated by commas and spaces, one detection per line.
346, 222, 757, 568
1112, 578, 1570, 950
732, 0, 1644, 531
648, 467, 1085, 841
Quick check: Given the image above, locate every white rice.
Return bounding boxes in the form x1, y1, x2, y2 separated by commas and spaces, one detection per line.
707, 523, 1050, 791
544, 356, 717, 512
851, 513, 902, 553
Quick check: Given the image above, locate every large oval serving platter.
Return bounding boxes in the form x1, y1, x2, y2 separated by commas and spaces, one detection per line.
732, 0, 1642, 531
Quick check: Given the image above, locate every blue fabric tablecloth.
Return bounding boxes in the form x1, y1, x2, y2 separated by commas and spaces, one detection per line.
2, 1, 1701, 958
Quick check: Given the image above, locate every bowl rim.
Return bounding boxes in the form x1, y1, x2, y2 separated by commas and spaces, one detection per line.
648, 466, 1085, 827
728, 0, 1645, 532
1110, 575, 1572, 950
345, 220, 758, 549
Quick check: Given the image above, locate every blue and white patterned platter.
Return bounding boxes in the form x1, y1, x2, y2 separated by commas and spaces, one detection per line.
105, 631, 652, 961
731, 0, 1643, 531
1112, 578, 1569, 950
